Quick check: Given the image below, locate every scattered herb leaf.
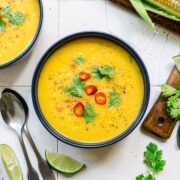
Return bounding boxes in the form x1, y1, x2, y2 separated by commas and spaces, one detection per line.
8, 11, 25, 25
136, 174, 154, 180
108, 91, 121, 108
0, 19, 5, 32
84, 103, 96, 123
0, 4, 25, 32
0, 5, 11, 16
161, 83, 180, 120
136, 142, 166, 180
161, 84, 177, 98
64, 75, 85, 97
73, 57, 85, 64
91, 65, 116, 79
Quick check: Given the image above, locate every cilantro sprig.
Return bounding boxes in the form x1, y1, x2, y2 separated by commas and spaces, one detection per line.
0, 4, 25, 32
64, 75, 85, 97
108, 91, 121, 108
83, 103, 96, 123
136, 142, 166, 180
73, 57, 85, 64
91, 65, 116, 80
161, 83, 180, 120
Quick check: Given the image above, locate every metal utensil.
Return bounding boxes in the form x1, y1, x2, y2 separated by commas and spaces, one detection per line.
0, 89, 39, 180
0, 89, 55, 180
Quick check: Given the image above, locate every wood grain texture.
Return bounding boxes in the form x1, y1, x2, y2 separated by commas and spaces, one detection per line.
143, 67, 180, 139
109, 0, 180, 34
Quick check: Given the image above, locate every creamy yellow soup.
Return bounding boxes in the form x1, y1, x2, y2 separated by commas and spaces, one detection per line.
0, 0, 40, 64
38, 37, 144, 143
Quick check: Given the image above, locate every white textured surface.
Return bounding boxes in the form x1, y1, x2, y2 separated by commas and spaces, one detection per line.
0, 0, 180, 179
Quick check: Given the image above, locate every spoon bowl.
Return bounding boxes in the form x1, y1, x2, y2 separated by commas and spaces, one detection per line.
0, 89, 26, 135
0, 89, 55, 180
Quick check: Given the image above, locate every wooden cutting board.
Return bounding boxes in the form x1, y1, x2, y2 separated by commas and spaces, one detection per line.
109, 0, 180, 34
143, 66, 180, 139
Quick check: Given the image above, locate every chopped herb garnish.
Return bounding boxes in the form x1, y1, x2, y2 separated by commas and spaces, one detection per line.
161, 83, 180, 120
0, 4, 25, 32
91, 65, 116, 80
8, 11, 25, 25
108, 91, 121, 108
0, 19, 5, 32
73, 57, 85, 64
84, 103, 96, 123
64, 75, 85, 97
136, 142, 166, 180
0, 5, 11, 16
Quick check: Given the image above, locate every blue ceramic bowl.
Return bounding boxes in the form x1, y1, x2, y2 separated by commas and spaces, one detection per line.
32, 32, 150, 148
0, 0, 43, 69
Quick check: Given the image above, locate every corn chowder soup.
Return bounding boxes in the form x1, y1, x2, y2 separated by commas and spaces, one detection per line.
38, 37, 144, 143
0, 0, 40, 65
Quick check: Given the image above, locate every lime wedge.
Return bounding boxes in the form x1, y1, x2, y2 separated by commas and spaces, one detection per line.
0, 144, 22, 180
45, 150, 85, 174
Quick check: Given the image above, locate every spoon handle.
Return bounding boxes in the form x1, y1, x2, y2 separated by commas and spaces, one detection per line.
18, 135, 40, 180
24, 125, 56, 180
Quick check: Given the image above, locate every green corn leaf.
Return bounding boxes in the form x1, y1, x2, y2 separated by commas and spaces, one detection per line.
129, 0, 154, 28
144, 2, 180, 22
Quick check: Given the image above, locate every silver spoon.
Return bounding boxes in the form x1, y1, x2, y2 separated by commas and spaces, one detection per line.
0, 89, 55, 180
0, 89, 39, 180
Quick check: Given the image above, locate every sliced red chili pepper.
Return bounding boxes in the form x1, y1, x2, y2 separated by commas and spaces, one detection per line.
73, 102, 85, 117
95, 92, 106, 105
79, 71, 91, 81
84, 85, 98, 95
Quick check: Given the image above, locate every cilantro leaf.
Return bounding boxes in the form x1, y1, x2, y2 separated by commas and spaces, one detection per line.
64, 75, 85, 97
8, 11, 25, 25
161, 84, 177, 98
91, 65, 116, 80
0, 4, 25, 32
73, 57, 85, 64
136, 174, 154, 180
166, 96, 180, 119
136, 142, 166, 180
136, 174, 144, 180
144, 143, 166, 172
108, 91, 121, 108
161, 83, 180, 120
0, 5, 11, 16
91, 66, 104, 79
176, 82, 180, 90
154, 160, 166, 173
0, 19, 5, 32
83, 103, 96, 123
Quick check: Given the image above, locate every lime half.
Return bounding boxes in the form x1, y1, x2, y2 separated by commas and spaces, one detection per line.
0, 144, 22, 180
45, 150, 85, 174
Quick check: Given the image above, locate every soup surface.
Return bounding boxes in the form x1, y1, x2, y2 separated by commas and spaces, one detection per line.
38, 37, 144, 143
0, 0, 40, 65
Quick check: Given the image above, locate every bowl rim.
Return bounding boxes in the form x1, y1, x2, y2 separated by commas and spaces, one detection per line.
0, 0, 43, 69
32, 31, 150, 148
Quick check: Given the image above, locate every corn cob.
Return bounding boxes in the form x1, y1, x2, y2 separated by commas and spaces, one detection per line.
145, 0, 180, 18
